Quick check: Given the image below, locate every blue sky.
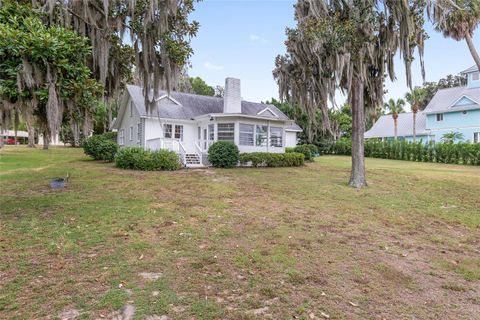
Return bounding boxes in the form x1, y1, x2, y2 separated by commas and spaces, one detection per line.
187, 0, 479, 111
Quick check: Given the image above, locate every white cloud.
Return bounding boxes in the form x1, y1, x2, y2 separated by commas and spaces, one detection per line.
249, 34, 267, 43
204, 61, 224, 71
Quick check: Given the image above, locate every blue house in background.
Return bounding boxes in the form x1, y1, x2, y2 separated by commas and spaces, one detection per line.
365, 65, 480, 144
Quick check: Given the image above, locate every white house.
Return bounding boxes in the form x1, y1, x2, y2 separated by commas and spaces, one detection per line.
112, 78, 302, 167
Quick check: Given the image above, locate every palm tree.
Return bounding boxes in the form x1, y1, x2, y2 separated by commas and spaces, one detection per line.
430, 1, 480, 70
442, 131, 464, 143
384, 98, 406, 140
405, 88, 426, 143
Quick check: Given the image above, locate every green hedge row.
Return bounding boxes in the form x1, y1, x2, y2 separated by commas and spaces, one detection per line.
83, 132, 118, 161
115, 147, 182, 171
239, 152, 305, 167
325, 138, 480, 165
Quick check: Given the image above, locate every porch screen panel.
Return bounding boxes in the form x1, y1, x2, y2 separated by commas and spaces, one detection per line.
239, 124, 254, 146
256, 125, 267, 146
208, 124, 215, 141
270, 127, 283, 147
217, 123, 235, 142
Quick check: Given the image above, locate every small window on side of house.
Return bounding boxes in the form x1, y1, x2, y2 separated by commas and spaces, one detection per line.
137, 123, 141, 143
474, 132, 480, 144
130, 102, 133, 117
473, 72, 480, 81
436, 113, 443, 121
164, 124, 172, 138
174, 125, 184, 141
129, 126, 134, 141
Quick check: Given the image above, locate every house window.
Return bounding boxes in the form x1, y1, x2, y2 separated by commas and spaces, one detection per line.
208, 124, 215, 141
163, 124, 172, 138
270, 126, 283, 147
217, 123, 234, 142
130, 102, 133, 117
119, 129, 124, 145
256, 125, 267, 146
129, 126, 134, 141
239, 123, 254, 146
137, 123, 141, 143
198, 126, 201, 140
473, 72, 480, 81
174, 125, 183, 141
436, 113, 443, 121
474, 132, 480, 144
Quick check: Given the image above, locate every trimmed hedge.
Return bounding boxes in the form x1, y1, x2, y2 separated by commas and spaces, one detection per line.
286, 144, 317, 161
326, 139, 480, 165
83, 133, 118, 161
208, 141, 239, 168
115, 147, 181, 171
239, 152, 305, 167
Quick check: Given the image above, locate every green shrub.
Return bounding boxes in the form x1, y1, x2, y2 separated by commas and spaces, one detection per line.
239, 152, 304, 167
83, 133, 118, 161
114, 147, 181, 171
208, 141, 239, 168
293, 145, 313, 161
306, 144, 318, 156
285, 147, 295, 153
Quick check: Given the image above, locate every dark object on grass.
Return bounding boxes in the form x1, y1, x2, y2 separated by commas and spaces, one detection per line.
50, 173, 70, 189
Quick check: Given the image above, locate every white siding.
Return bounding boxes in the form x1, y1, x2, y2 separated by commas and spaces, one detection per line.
285, 131, 298, 148
118, 98, 142, 147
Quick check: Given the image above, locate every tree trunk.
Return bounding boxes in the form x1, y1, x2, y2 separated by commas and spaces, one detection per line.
26, 115, 36, 148
465, 33, 480, 71
43, 130, 50, 150
394, 118, 398, 140
0, 126, 4, 149
412, 111, 416, 143
349, 80, 367, 188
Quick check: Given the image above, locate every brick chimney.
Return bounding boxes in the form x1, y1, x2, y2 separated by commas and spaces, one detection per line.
223, 78, 241, 113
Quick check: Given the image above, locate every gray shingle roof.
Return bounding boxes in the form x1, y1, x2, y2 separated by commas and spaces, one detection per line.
461, 65, 479, 74
126, 84, 290, 120
365, 112, 427, 139
285, 123, 303, 132
423, 86, 480, 114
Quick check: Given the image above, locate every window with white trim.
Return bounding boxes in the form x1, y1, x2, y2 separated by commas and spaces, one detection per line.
129, 126, 134, 141
239, 123, 254, 146
256, 125, 267, 146
473, 72, 480, 81
130, 102, 133, 117
163, 124, 172, 138
137, 123, 141, 143
217, 123, 234, 142
197, 126, 201, 140
474, 132, 480, 144
119, 129, 124, 145
270, 126, 283, 147
436, 113, 443, 121
174, 125, 183, 141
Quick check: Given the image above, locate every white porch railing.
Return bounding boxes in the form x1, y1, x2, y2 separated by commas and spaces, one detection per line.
146, 137, 187, 166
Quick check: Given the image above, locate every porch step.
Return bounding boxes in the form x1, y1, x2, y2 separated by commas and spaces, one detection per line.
184, 153, 201, 165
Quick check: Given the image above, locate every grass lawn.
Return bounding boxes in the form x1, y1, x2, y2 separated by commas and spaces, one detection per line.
1, 146, 479, 319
